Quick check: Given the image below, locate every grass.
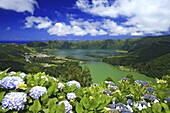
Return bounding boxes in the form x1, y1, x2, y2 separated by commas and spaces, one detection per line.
81, 62, 155, 85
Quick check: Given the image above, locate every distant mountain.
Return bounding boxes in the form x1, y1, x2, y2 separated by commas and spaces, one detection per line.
103, 35, 170, 78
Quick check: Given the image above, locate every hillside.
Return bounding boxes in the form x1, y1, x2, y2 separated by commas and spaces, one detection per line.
103, 35, 170, 78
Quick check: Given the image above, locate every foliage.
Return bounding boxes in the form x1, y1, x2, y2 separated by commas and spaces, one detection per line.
103, 36, 170, 78
0, 70, 169, 113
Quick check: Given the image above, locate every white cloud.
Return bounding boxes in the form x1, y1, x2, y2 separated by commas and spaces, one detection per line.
131, 32, 143, 36
76, 0, 170, 35
25, 16, 52, 29
0, 0, 38, 14
47, 20, 107, 36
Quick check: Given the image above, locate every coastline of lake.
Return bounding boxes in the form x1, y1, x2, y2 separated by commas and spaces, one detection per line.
49, 49, 155, 84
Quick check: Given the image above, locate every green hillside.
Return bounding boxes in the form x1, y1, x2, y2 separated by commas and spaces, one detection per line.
103, 35, 170, 78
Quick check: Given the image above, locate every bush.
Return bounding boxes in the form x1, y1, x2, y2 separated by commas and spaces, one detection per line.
0, 69, 169, 113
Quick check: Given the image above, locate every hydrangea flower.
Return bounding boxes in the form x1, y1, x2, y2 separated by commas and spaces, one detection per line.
121, 78, 128, 82
141, 81, 149, 86
58, 82, 65, 91
105, 81, 114, 85
29, 86, 47, 99
8, 71, 16, 76
67, 92, 76, 100
92, 83, 99, 86
164, 98, 170, 103
137, 101, 147, 111
127, 99, 133, 106
143, 94, 156, 101
2, 92, 27, 111
39, 76, 48, 81
0, 76, 25, 89
135, 80, 148, 86
115, 103, 132, 113
58, 100, 72, 113
109, 86, 118, 91
147, 87, 154, 93
67, 80, 81, 88
126, 94, 133, 100
19, 72, 27, 78
103, 90, 112, 96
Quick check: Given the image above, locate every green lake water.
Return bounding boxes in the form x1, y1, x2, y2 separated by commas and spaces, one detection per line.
50, 49, 155, 84
81, 62, 155, 84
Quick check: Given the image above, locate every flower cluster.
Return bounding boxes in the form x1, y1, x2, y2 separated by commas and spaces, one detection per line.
135, 80, 149, 86
0, 76, 25, 89
8, 71, 16, 76
165, 98, 170, 103
121, 78, 128, 82
39, 76, 48, 81
29, 86, 47, 99
104, 81, 114, 85
109, 100, 133, 113
1, 92, 27, 111
67, 80, 81, 88
19, 72, 27, 78
67, 92, 76, 100
146, 87, 154, 93
58, 100, 72, 113
58, 82, 65, 91
103, 90, 112, 96
143, 94, 156, 101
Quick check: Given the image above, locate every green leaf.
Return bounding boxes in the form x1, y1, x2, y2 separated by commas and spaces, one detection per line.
76, 103, 84, 113
56, 103, 65, 113
43, 109, 49, 113
97, 103, 108, 110
130, 85, 137, 94
0, 106, 9, 113
29, 99, 41, 113
47, 98, 58, 113
80, 95, 90, 109
41, 93, 48, 104
47, 82, 58, 96
152, 103, 162, 113
161, 103, 169, 113
0, 92, 5, 102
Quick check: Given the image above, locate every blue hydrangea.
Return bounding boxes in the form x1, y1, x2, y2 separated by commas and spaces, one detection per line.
109, 86, 118, 91
58, 100, 72, 113
58, 82, 65, 91
141, 81, 149, 86
67, 92, 76, 100
0, 76, 25, 89
29, 86, 47, 99
147, 87, 154, 93
143, 94, 156, 101
135, 80, 148, 86
121, 78, 128, 82
103, 90, 112, 96
1, 92, 27, 111
165, 98, 170, 103
127, 99, 133, 106
19, 72, 27, 78
67, 80, 81, 88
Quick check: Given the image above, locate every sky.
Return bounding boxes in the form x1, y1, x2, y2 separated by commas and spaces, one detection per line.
0, 0, 170, 41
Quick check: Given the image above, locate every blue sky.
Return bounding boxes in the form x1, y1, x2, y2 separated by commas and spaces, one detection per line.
0, 0, 170, 41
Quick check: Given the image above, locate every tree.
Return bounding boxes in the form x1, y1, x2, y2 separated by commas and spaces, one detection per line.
81, 66, 92, 87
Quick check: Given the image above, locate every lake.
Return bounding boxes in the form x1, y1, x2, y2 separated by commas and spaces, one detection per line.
50, 49, 155, 84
